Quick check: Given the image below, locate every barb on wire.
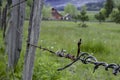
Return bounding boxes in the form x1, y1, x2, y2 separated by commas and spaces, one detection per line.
28, 42, 76, 60
28, 39, 120, 76
76, 39, 81, 58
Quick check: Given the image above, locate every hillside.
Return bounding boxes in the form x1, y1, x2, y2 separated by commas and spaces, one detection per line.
45, 0, 106, 11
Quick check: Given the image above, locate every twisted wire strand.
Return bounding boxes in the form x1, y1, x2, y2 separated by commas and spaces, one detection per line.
57, 52, 120, 75
28, 39, 120, 76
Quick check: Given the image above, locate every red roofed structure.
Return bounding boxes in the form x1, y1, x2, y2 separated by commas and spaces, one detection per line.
51, 8, 63, 20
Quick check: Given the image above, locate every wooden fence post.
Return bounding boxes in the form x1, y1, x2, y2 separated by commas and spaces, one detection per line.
5, 0, 26, 69
0, 6, 1, 28
22, 0, 43, 80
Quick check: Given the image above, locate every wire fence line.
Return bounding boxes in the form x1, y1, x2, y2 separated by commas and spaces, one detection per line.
28, 39, 120, 76
2, 0, 120, 76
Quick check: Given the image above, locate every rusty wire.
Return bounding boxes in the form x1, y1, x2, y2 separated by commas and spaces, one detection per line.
28, 39, 120, 76
57, 52, 120, 76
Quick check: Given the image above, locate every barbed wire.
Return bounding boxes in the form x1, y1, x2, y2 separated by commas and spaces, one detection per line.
28, 39, 120, 76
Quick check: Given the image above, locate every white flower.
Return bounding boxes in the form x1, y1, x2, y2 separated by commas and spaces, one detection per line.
51, 46, 54, 49
41, 40, 43, 42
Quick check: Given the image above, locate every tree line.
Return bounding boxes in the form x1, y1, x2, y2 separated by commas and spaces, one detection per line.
1, 0, 119, 24
42, 0, 120, 24
95, 0, 120, 24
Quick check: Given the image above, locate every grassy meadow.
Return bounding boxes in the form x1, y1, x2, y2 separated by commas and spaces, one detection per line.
0, 21, 120, 80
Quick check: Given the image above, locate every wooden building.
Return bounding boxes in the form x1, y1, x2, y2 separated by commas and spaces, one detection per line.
51, 8, 63, 20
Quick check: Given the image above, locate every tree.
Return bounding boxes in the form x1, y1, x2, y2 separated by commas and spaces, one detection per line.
104, 0, 114, 17
42, 5, 51, 20
95, 12, 106, 23
100, 8, 106, 16
110, 5, 120, 23
77, 6, 89, 27
23, 0, 44, 80
64, 3, 78, 18
79, 6, 89, 24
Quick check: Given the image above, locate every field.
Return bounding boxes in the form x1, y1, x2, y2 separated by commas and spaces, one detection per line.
0, 21, 120, 80
87, 11, 98, 21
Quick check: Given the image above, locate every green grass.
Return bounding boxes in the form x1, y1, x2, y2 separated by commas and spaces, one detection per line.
0, 21, 120, 80
87, 11, 98, 21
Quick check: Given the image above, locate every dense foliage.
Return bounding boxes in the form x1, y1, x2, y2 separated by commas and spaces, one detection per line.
79, 6, 89, 22
64, 3, 78, 18
78, 6, 89, 27
42, 5, 51, 20
110, 5, 120, 23
95, 12, 105, 23
104, 0, 114, 17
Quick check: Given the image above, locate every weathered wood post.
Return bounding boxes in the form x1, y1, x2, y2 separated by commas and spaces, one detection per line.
0, 5, 1, 28
0, 0, 2, 28
22, 0, 43, 80
5, 0, 26, 69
